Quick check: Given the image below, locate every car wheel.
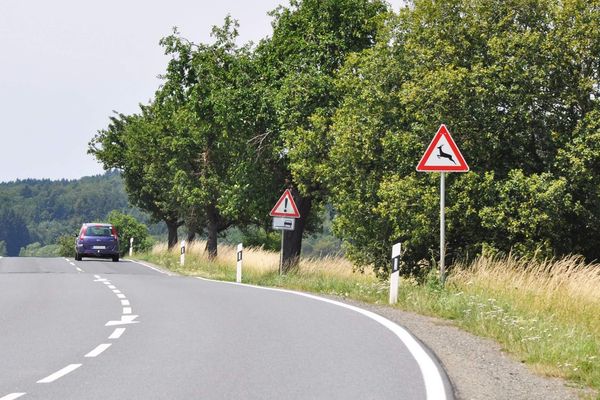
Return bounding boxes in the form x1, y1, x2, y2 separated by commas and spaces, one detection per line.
112, 255, 119, 262
75, 253, 81, 261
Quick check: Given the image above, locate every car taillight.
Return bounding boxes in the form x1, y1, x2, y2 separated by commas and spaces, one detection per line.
79, 227, 86, 241
111, 226, 118, 240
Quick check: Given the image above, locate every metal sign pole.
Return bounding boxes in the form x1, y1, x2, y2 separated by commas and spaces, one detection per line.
440, 172, 446, 285
279, 231, 284, 275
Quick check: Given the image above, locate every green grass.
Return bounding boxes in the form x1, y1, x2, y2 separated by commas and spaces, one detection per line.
137, 244, 600, 397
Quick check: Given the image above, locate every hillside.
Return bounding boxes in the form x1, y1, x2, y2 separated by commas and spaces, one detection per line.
0, 171, 160, 256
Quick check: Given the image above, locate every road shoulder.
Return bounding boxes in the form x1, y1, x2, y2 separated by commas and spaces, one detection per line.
335, 297, 593, 400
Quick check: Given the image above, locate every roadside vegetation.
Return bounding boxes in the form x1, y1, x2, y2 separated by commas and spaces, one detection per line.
138, 242, 600, 396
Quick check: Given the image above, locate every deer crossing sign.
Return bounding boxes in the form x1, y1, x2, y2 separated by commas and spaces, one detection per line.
416, 124, 469, 172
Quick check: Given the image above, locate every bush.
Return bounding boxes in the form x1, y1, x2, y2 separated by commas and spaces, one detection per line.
107, 210, 152, 256
57, 235, 75, 257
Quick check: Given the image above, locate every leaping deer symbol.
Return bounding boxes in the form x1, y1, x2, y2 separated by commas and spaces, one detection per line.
437, 145, 456, 164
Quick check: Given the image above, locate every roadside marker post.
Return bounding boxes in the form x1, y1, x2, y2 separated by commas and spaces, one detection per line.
416, 124, 469, 285
129, 237, 134, 257
270, 189, 301, 275
180, 240, 186, 266
236, 243, 243, 283
389, 243, 402, 304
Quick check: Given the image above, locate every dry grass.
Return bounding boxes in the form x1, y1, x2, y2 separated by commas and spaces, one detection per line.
151, 240, 368, 278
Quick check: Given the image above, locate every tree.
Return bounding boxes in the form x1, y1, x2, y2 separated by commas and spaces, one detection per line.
158, 18, 279, 259
89, 112, 183, 248
327, 0, 600, 275
0, 207, 31, 256
256, 0, 390, 270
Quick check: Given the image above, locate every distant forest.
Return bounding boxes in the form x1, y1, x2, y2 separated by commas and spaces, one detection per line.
0, 171, 163, 256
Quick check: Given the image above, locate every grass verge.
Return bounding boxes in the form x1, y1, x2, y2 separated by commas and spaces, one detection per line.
137, 242, 599, 397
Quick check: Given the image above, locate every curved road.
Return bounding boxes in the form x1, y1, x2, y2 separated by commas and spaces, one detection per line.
0, 256, 453, 400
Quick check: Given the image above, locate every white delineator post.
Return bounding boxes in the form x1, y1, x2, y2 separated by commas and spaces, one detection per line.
129, 237, 134, 257
389, 242, 402, 304
236, 243, 243, 283
180, 240, 186, 266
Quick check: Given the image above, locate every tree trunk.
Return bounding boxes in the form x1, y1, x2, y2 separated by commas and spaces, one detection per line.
205, 206, 218, 260
282, 188, 312, 273
166, 220, 179, 250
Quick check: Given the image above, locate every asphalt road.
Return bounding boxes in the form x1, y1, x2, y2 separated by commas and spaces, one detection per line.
0, 256, 453, 400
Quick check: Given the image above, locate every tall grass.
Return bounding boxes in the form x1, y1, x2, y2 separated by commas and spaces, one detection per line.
138, 242, 600, 395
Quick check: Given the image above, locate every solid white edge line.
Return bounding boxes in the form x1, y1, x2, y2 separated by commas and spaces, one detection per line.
37, 364, 82, 383
0, 393, 27, 400
85, 343, 112, 358
128, 259, 172, 276
195, 276, 448, 400
109, 328, 126, 339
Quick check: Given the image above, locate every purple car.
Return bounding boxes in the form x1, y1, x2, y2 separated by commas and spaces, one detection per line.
75, 223, 119, 262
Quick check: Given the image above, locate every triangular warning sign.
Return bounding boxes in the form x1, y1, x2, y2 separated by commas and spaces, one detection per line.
269, 189, 300, 218
416, 124, 469, 172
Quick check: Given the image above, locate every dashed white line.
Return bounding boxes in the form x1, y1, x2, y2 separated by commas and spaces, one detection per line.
103, 281, 112, 285
116, 293, 126, 299
122, 307, 132, 314
0, 393, 27, 400
112, 289, 121, 294
109, 328, 126, 339
108, 285, 117, 289
94, 274, 101, 279
85, 343, 112, 358
37, 364, 82, 383
68, 262, 76, 266
121, 299, 130, 306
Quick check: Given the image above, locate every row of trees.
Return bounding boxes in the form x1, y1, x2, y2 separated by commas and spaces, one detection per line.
91, 0, 600, 276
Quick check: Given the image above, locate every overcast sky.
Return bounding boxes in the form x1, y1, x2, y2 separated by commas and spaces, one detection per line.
0, 0, 401, 183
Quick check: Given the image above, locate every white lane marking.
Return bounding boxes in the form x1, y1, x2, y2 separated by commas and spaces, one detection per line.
94, 278, 107, 282
37, 364, 82, 383
76, 267, 83, 272
106, 315, 139, 326
85, 343, 112, 358
94, 275, 101, 279
109, 328, 126, 339
68, 262, 76, 266
123, 307, 132, 314
128, 259, 173, 276
103, 281, 112, 285
116, 293, 126, 299
112, 289, 121, 294
196, 277, 449, 400
121, 299, 130, 306
0, 393, 27, 400
108, 285, 117, 289
64, 258, 69, 262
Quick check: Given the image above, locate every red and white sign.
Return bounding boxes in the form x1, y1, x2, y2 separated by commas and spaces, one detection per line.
416, 124, 469, 172
269, 189, 300, 218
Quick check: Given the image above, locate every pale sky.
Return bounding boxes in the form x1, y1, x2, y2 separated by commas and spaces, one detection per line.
0, 0, 401, 183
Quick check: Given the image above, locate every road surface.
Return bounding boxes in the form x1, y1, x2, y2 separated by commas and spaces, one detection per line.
0, 256, 453, 399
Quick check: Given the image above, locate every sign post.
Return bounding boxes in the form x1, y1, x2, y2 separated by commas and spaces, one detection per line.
270, 189, 301, 275
236, 243, 243, 283
180, 240, 186, 266
417, 124, 469, 284
389, 243, 402, 304
129, 237, 134, 257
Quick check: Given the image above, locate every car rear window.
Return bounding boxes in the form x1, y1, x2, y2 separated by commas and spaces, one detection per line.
86, 226, 112, 237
